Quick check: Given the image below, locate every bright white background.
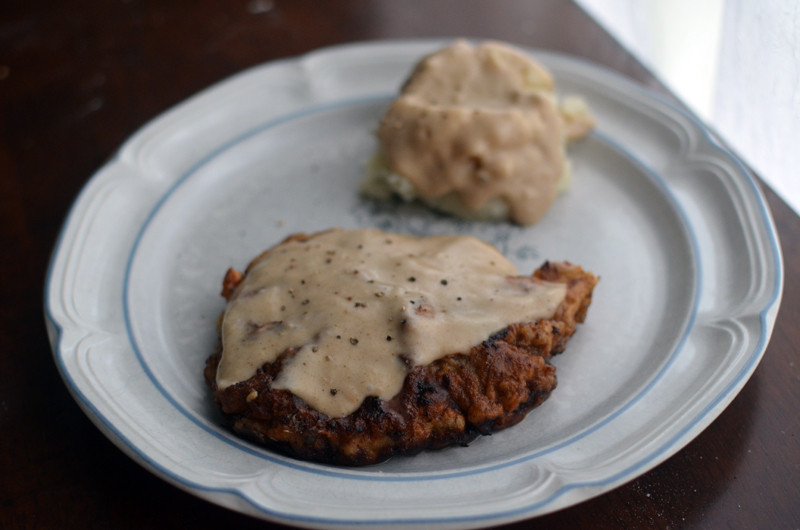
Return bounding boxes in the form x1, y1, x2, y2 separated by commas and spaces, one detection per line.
577, 0, 800, 216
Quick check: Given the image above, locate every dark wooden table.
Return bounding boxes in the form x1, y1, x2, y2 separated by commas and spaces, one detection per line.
2, 1, 798, 528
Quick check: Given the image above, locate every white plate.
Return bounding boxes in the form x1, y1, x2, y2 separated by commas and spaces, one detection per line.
45, 40, 783, 529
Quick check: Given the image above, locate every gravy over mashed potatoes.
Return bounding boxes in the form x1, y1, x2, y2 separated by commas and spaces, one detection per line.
362, 40, 594, 225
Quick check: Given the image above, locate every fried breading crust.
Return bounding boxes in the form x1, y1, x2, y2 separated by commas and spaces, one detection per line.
205, 258, 597, 466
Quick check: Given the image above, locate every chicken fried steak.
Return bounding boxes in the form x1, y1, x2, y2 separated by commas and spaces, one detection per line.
205, 229, 597, 466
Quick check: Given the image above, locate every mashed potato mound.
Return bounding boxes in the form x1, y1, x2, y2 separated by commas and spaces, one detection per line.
362, 40, 594, 225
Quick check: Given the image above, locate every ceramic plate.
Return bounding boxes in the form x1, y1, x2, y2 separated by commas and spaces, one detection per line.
45, 40, 783, 529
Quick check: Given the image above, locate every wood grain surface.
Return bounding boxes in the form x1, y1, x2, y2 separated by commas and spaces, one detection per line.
1, 1, 798, 528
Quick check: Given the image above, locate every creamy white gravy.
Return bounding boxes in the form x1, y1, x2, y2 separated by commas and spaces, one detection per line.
218, 229, 566, 417
378, 40, 576, 226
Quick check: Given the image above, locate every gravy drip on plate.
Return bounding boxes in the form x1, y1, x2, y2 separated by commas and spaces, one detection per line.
377, 40, 567, 225
218, 229, 566, 417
